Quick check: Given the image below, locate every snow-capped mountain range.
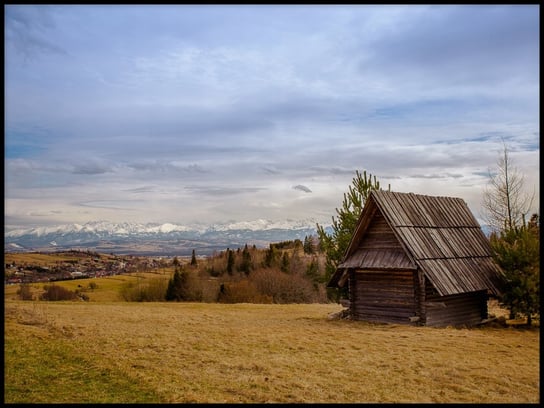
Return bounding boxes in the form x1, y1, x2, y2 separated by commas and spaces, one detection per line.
5, 220, 329, 256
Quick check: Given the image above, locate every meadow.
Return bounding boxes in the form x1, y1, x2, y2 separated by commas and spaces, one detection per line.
4, 275, 540, 404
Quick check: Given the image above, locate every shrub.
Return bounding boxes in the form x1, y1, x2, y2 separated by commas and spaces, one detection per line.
75, 290, 90, 301
41, 284, 78, 301
118, 281, 137, 301
119, 277, 169, 302
217, 280, 273, 304
200, 278, 222, 302
16, 283, 33, 301
250, 268, 320, 303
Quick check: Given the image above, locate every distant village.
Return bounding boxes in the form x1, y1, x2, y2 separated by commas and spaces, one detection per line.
4, 250, 174, 285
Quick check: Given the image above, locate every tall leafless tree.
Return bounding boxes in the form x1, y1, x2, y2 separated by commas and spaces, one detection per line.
482, 142, 535, 232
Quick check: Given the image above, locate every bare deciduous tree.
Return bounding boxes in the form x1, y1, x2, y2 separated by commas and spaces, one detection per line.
482, 142, 534, 232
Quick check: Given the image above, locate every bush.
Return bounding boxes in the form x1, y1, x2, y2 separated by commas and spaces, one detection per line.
217, 280, 273, 304
250, 268, 320, 303
199, 278, 222, 302
75, 289, 90, 301
41, 284, 78, 301
16, 284, 33, 301
119, 277, 169, 302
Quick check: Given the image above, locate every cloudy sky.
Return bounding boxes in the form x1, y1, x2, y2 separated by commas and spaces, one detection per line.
5, 5, 540, 230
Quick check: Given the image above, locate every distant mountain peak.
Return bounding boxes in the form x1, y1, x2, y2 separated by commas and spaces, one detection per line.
5, 219, 322, 238
4, 219, 329, 256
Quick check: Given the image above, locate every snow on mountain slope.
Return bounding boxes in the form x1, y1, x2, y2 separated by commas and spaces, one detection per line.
4, 219, 328, 255
5, 219, 321, 238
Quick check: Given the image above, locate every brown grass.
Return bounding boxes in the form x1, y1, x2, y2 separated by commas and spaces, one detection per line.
4, 271, 172, 302
4, 300, 540, 403
4, 251, 116, 266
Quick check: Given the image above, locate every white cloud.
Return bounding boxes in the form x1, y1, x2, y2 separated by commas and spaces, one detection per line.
4, 5, 539, 230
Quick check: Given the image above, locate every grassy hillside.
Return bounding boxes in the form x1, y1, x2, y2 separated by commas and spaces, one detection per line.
4, 250, 117, 263
4, 299, 540, 403
4, 271, 172, 302
5, 247, 330, 303
4, 251, 539, 403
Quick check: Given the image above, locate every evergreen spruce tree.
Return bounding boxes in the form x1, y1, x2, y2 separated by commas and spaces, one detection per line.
165, 265, 202, 302
240, 244, 252, 275
490, 214, 540, 326
190, 249, 197, 266
316, 170, 386, 301
226, 249, 235, 275
280, 252, 290, 273
165, 266, 183, 301
263, 244, 277, 268
303, 235, 315, 254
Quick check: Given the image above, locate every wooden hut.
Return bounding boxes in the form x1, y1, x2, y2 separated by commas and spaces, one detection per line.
327, 190, 504, 327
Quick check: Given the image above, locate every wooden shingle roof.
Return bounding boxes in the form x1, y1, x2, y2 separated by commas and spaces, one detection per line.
329, 190, 504, 296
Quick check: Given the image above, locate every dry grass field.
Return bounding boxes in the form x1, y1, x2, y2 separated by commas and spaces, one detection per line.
4, 298, 540, 403
4, 252, 94, 265
4, 272, 173, 302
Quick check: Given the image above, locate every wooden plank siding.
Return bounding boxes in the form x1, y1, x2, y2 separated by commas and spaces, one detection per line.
349, 269, 417, 324
339, 212, 416, 270
424, 280, 488, 327
328, 190, 504, 327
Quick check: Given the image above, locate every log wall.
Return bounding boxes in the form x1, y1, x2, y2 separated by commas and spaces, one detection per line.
358, 212, 401, 251
424, 281, 488, 327
348, 269, 488, 327
349, 269, 417, 324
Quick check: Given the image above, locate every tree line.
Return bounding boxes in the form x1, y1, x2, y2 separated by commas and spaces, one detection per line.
121, 238, 329, 304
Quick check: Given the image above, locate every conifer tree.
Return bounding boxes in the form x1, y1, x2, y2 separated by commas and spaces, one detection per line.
190, 249, 197, 266
316, 170, 386, 301
240, 244, 252, 275
165, 266, 184, 301
165, 265, 202, 302
280, 252, 290, 273
263, 244, 277, 268
303, 235, 315, 254
226, 249, 235, 275
490, 214, 540, 326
